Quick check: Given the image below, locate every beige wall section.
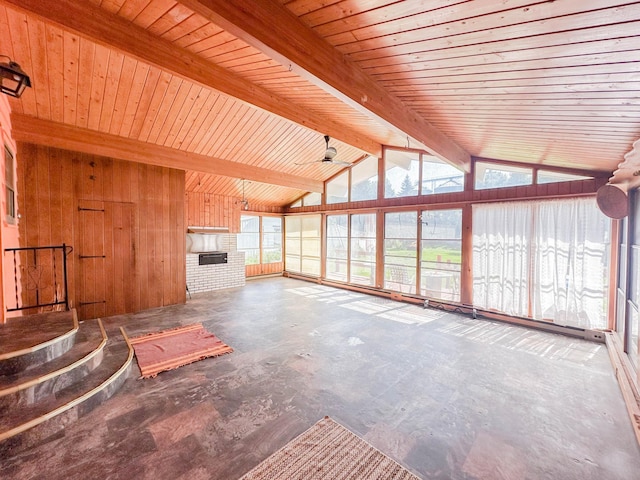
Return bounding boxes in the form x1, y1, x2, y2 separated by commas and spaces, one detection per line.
0, 96, 21, 322
17, 142, 186, 320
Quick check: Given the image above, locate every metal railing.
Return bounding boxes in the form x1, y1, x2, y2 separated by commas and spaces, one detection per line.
4, 244, 72, 312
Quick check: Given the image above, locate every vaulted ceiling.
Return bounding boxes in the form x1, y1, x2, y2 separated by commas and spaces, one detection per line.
1, 0, 639, 207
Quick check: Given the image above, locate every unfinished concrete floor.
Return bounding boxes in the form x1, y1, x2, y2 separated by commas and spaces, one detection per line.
2, 277, 639, 479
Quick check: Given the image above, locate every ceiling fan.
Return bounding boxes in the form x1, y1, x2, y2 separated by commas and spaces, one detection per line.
295, 135, 353, 167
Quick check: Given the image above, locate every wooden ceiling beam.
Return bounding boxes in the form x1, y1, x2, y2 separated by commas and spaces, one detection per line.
178, 0, 471, 171
2, 0, 381, 157
11, 114, 323, 193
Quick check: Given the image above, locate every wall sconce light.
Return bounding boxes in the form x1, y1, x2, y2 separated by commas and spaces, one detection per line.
0, 56, 32, 98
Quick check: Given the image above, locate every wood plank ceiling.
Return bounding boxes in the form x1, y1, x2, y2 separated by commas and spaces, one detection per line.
1, 0, 639, 207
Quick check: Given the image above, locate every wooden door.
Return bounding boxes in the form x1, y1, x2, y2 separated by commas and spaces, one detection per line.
77, 200, 135, 320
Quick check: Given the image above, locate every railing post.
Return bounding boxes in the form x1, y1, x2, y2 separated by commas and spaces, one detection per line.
63, 243, 69, 311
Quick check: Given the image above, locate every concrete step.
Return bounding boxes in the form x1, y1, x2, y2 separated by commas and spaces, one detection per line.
0, 311, 78, 376
0, 318, 107, 413
0, 327, 133, 456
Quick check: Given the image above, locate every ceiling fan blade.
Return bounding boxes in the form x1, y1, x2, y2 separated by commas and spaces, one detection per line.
294, 159, 323, 166
330, 159, 354, 167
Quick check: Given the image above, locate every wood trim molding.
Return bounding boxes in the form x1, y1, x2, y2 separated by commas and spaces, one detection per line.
4, 0, 380, 157
605, 332, 640, 447
12, 114, 323, 192
177, 0, 470, 171
284, 177, 607, 214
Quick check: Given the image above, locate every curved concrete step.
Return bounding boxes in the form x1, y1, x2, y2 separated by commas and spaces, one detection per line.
0, 311, 78, 376
0, 327, 133, 455
0, 319, 107, 413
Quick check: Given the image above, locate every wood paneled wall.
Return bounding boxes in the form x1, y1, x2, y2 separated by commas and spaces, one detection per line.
245, 263, 283, 277
17, 142, 185, 319
185, 191, 285, 232
185, 191, 241, 232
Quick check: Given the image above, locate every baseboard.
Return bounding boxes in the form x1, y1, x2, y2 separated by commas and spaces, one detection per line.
605, 332, 640, 447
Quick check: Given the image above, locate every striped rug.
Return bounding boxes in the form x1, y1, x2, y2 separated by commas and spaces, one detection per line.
129, 323, 232, 378
239, 417, 421, 480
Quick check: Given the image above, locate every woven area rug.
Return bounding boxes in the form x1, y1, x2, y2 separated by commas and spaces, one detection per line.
129, 323, 232, 378
239, 417, 421, 480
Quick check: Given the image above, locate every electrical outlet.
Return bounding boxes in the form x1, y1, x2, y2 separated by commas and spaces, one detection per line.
585, 330, 605, 343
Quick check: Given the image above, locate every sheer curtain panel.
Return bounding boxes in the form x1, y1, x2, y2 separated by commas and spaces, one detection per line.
532, 198, 610, 329
472, 202, 531, 318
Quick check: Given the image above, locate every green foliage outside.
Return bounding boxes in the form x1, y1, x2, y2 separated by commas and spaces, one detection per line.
384, 245, 461, 265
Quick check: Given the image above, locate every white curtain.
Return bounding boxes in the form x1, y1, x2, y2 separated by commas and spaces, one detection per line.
532, 197, 609, 329
472, 198, 610, 330
473, 202, 532, 318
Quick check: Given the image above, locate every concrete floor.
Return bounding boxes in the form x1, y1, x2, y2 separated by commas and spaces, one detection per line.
2, 277, 639, 479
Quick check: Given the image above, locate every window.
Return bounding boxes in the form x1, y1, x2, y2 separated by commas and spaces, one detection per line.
350, 155, 378, 202
626, 190, 640, 369
420, 209, 462, 302
422, 155, 464, 195
475, 162, 533, 190
290, 192, 321, 208
617, 217, 628, 341
285, 215, 321, 276
537, 170, 591, 184
238, 216, 261, 265
326, 171, 349, 204
384, 212, 417, 293
301, 215, 322, 275
262, 217, 282, 263
384, 149, 419, 198
473, 198, 610, 329
285, 216, 301, 273
5, 145, 15, 223
350, 213, 376, 286
302, 192, 321, 206
326, 215, 348, 281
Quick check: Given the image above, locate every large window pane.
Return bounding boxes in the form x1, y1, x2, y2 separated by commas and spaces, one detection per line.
421, 209, 462, 302
384, 211, 417, 294
285, 216, 301, 273
532, 197, 610, 329
618, 217, 628, 338
473, 202, 531, 317
384, 149, 419, 198
473, 198, 610, 329
238, 215, 260, 265
537, 170, 591, 184
629, 304, 639, 372
285, 215, 321, 275
422, 155, 464, 195
326, 215, 348, 281
629, 190, 640, 369
262, 217, 282, 263
326, 171, 349, 204
350, 213, 376, 286
351, 155, 378, 202
475, 162, 533, 190
303, 192, 321, 206
301, 215, 321, 276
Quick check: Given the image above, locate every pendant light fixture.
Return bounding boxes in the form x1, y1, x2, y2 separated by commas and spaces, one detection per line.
239, 179, 249, 210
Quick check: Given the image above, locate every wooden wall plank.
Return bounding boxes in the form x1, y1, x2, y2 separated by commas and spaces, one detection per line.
17, 142, 186, 320
45, 23, 65, 123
